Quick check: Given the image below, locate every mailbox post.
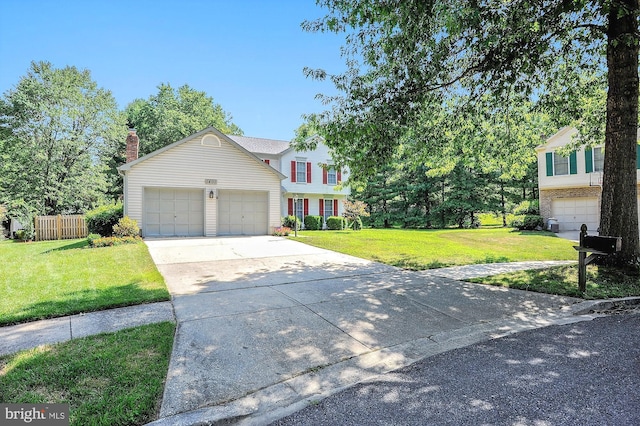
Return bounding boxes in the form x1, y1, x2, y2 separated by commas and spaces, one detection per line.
573, 224, 622, 292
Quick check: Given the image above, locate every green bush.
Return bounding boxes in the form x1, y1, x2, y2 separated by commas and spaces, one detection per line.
509, 214, 544, 230
513, 200, 540, 216
113, 216, 140, 237
89, 236, 140, 248
87, 233, 101, 245
15, 229, 32, 242
326, 216, 345, 230
86, 203, 123, 237
304, 215, 322, 230
282, 215, 300, 230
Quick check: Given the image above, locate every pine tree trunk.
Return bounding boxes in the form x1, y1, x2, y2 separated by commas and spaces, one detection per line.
599, 0, 640, 265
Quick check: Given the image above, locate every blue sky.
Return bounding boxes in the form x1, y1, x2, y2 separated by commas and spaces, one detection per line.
0, 0, 345, 141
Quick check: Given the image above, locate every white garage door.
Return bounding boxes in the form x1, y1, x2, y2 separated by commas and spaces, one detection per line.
551, 197, 599, 232
144, 188, 204, 237
218, 190, 268, 235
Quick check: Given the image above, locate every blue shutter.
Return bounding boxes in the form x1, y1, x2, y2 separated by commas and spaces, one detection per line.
585, 149, 593, 173
636, 144, 640, 169
545, 153, 553, 176
569, 152, 577, 174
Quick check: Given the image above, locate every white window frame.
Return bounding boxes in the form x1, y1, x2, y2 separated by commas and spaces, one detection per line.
553, 152, 569, 176
296, 160, 306, 183
295, 199, 304, 223
324, 199, 334, 219
327, 166, 337, 185
592, 147, 604, 172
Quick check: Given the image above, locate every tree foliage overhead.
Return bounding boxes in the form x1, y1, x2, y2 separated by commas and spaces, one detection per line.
303, 0, 640, 265
0, 61, 126, 215
126, 83, 243, 156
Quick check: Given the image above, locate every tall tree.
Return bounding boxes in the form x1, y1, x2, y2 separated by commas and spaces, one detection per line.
126, 83, 243, 156
0, 61, 126, 215
303, 0, 640, 265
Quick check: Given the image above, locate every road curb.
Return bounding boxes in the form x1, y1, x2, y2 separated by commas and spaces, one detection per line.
569, 296, 640, 315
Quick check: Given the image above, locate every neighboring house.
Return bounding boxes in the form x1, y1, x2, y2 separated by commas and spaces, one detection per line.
536, 126, 640, 233
117, 126, 349, 237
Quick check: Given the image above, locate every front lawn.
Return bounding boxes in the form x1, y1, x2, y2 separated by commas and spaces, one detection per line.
290, 228, 640, 299
290, 228, 576, 269
468, 264, 640, 299
0, 322, 175, 426
0, 239, 170, 325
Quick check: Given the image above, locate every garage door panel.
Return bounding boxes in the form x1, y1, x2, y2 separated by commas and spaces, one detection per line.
551, 197, 599, 232
144, 188, 204, 237
218, 190, 268, 236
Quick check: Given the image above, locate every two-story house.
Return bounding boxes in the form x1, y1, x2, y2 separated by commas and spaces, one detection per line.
536, 126, 640, 233
118, 126, 349, 237
227, 134, 349, 225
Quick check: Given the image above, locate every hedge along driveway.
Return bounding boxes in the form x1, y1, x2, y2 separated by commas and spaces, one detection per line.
290, 228, 577, 270
0, 239, 170, 326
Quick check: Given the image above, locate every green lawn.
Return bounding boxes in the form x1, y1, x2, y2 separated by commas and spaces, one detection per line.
0, 322, 175, 426
290, 228, 576, 269
468, 264, 640, 299
0, 239, 170, 326
291, 228, 640, 299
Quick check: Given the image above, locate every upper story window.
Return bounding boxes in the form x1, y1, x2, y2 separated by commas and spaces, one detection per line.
553, 152, 569, 175
323, 164, 341, 185
296, 161, 307, 183
545, 151, 577, 176
327, 167, 337, 185
586, 147, 604, 173
291, 160, 311, 183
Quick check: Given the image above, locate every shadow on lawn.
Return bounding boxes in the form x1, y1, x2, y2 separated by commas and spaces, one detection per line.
41, 239, 89, 253
3, 282, 170, 326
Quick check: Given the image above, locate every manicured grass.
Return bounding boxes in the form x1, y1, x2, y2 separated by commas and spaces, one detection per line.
0, 239, 170, 325
0, 322, 175, 426
468, 264, 640, 299
290, 228, 576, 269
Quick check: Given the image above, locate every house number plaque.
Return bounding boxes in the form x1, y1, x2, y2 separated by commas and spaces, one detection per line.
205, 179, 217, 185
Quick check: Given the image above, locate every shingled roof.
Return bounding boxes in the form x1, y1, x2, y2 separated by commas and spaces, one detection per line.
227, 135, 290, 155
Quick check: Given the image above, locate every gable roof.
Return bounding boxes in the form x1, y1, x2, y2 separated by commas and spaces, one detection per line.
535, 126, 577, 152
117, 126, 286, 179
227, 135, 290, 155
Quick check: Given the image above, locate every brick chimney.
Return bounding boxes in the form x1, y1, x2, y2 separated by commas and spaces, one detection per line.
125, 128, 139, 163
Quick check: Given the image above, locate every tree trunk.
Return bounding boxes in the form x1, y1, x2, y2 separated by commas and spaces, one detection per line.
599, 0, 640, 265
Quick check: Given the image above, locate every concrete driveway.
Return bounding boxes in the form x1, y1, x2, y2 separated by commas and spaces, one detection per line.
145, 236, 582, 425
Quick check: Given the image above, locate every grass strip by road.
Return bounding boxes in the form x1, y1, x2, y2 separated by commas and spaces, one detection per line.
0, 321, 175, 426
0, 239, 169, 326
468, 264, 640, 299
290, 228, 576, 269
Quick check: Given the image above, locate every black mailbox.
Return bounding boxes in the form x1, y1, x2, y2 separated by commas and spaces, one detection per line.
582, 235, 622, 253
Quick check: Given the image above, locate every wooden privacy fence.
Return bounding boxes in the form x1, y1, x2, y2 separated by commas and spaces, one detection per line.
35, 215, 88, 241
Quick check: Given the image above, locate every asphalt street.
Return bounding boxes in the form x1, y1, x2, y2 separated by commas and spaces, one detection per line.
270, 312, 640, 426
